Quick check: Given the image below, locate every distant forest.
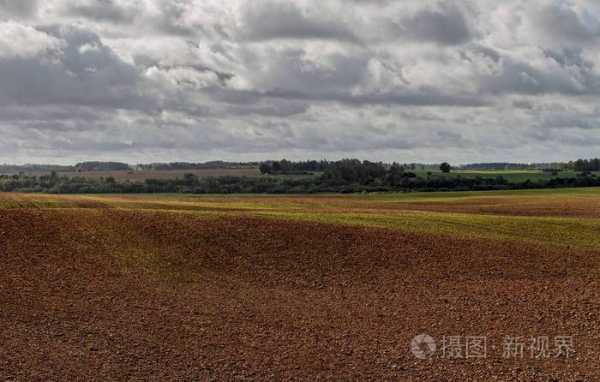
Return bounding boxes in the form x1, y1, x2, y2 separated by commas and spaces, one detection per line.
0, 161, 259, 173
1, 158, 597, 174
2, 158, 600, 194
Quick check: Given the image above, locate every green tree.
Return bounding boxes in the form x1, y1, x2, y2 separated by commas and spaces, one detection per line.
440, 162, 451, 173
386, 163, 404, 186
259, 163, 272, 174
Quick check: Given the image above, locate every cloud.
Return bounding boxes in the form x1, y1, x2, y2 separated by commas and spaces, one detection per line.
249, 48, 369, 93
0, 24, 150, 109
60, 0, 139, 23
0, 21, 62, 58
527, 1, 600, 46
386, 1, 475, 45
2, 0, 600, 164
239, 1, 358, 42
0, 0, 38, 18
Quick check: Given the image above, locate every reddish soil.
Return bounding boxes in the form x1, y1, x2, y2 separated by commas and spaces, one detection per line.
387, 197, 600, 218
1, 209, 600, 381
209, 195, 600, 218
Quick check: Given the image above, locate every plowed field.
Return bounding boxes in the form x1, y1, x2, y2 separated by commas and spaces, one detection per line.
2, 189, 600, 380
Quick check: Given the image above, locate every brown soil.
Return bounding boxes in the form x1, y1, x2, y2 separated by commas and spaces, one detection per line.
389, 197, 600, 218
1, 209, 599, 381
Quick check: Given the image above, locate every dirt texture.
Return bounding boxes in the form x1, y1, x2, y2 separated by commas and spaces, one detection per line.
1, 208, 599, 381
389, 197, 600, 218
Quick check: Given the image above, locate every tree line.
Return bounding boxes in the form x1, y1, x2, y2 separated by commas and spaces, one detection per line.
259, 159, 451, 176
259, 159, 332, 174
572, 158, 600, 172
2, 159, 600, 194
2, 157, 600, 194
137, 161, 257, 171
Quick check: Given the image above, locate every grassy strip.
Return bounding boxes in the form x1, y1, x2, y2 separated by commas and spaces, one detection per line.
3, 190, 600, 250
251, 209, 600, 250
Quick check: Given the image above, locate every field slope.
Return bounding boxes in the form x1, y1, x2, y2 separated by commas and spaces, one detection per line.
1, 189, 600, 380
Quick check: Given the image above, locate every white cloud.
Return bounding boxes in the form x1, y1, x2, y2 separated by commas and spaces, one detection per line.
2, 0, 600, 163
0, 22, 62, 58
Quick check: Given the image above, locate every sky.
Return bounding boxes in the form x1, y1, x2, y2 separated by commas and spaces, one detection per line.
1, 0, 600, 164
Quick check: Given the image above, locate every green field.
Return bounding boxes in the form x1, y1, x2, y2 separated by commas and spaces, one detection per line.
419, 169, 598, 183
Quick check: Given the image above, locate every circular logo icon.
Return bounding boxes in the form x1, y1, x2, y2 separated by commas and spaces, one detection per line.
410, 334, 437, 359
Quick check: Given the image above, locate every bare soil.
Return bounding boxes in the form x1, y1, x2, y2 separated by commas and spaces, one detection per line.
1, 209, 599, 381
389, 197, 600, 218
